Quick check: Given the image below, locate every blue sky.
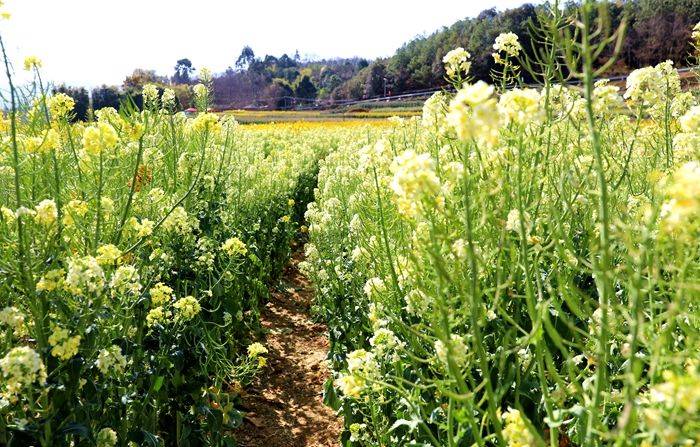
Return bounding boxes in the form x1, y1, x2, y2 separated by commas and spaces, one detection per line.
1, 0, 532, 87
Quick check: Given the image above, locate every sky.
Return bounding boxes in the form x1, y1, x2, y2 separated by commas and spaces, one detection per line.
0, 0, 531, 88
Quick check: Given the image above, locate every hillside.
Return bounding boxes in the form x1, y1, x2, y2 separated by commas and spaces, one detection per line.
331, 0, 700, 100
50, 0, 700, 113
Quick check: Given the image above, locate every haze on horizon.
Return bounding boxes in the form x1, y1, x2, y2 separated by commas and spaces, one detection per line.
1, 0, 532, 88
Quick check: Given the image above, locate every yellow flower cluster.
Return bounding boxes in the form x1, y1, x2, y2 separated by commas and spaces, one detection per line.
24, 128, 60, 154
592, 79, 622, 117
173, 295, 201, 321
96, 428, 118, 447
189, 112, 221, 135
505, 209, 529, 233
149, 282, 174, 306
161, 88, 176, 110
95, 345, 127, 376
369, 327, 402, 358
221, 236, 247, 257
363, 277, 386, 298
0, 346, 47, 400
390, 150, 443, 218
82, 122, 118, 155
130, 217, 155, 238
624, 60, 680, 109
23, 56, 42, 71
335, 349, 378, 398
692, 22, 700, 50
498, 88, 541, 125
96, 244, 123, 265
421, 91, 449, 129
680, 105, 700, 133
247, 342, 268, 358
434, 333, 468, 367
123, 120, 145, 141
447, 81, 500, 146
1, 206, 15, 223
146, 306, 172, 327
493, 32, 522, 57
0, 306, 26, 337
642, 368, 700, 445
193, 83, 208, 102
660, 161, 700, 233
442, 47, 471, 78
64, 255, 106, 296
101, 197, 115, 215
672, 105, 700, 161
142, 84, 159, 108
47, 93, 75, 120
649, 370, 700, 414
502, 408, 535, 447
63, 199, 89, 226
48, 326, 81, 360
35, 199, 58, 226
109, 264, 142, 296
162, 206, 193, 235
335, 373, 365, 399
36, 268, 65, 292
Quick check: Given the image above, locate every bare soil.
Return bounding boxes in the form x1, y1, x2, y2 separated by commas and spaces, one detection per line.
234, 251, 342, 447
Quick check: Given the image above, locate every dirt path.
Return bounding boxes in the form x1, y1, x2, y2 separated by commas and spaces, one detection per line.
235, 250, 342, 447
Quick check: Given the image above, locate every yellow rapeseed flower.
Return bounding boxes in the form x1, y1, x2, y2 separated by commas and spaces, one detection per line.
23, 56, 42, 71
48, 326, 81, 361
82, 122, 118, 155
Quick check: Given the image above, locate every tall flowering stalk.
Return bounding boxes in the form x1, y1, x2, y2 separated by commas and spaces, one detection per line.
304, 3, 699, 447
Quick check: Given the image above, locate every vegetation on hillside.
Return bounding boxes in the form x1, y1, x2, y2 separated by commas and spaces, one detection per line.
48, 0, 700, 114
335, 0, 700, 100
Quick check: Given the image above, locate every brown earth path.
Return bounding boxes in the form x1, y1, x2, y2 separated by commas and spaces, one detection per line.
234, 249, 342, 447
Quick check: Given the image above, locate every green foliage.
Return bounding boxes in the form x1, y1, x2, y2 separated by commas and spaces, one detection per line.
91, 85, 122, 111
335, 0, 700, 100
0, 52, 370, 443
294, 74, 318, 100
304, 4, 700, 446
173, 58, 195, 84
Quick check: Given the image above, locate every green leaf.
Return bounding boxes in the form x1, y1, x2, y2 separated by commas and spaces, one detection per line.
151, 375, 164, 392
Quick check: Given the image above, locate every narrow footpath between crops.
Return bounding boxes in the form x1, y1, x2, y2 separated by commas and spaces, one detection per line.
234, 246, 342, 447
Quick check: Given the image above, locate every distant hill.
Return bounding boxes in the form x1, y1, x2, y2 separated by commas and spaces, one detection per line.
331, 0, 700, 101
52, 0, 700, 113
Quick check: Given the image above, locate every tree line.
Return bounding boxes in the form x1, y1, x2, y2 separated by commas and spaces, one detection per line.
53, 0, 700, 115
334, 0, 700, 100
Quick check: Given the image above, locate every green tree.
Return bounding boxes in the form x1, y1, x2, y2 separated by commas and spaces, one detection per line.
173, 58, 195, 84
262, 79, 294, 109
236, 46, 256, 70
92, 85, 123, 111
364, 62, 387, 97
294, 74, 317, 100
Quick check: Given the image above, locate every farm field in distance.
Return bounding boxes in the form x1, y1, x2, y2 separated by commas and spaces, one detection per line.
221, 107, 421, 124
1, 1, 700, 447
